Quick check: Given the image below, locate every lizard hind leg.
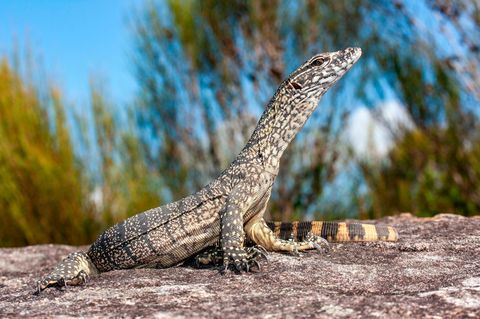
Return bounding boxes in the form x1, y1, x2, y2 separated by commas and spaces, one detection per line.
245, 218, 330, 254
36, 251, 99, 292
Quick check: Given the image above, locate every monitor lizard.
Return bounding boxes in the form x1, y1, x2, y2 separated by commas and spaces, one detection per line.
37, 47, 398, 292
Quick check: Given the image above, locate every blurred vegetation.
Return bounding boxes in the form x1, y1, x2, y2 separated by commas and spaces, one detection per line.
132, 0, 480, 221
0, 59, 162, 246
357, 57, 480, 217
0, 59, 98, 246
89, 80, 161, 225
0, 0, 479, 246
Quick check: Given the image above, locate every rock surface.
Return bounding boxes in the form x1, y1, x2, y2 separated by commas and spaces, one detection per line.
1, 213, 480, 318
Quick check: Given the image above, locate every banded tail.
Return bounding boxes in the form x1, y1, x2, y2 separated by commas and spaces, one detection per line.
266, 221, 398, 242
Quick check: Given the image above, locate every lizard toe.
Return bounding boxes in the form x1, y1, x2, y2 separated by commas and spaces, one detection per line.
194, 246, 224, 267
246, 245, 269, 261
35, 251, 97, 293
222, 247, 264, 273
306, 233, 330, 253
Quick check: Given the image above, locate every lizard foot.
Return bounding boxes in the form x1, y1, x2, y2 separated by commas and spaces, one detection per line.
306, 233, 330, 253
195, 245, 268, 268
194, 246, 223, 267
36, 269, 88, 294
222, 247, 264, 273
35, 251, 98, 293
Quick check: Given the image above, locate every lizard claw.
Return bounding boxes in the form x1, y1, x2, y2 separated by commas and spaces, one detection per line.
291, 245, 301, 256
246, 245, 269, 261
307, 233, 329, 253
34, 282, 42, 295
220, 263, 229, 274
254, 245, 268, 254
251, 259, 261, 272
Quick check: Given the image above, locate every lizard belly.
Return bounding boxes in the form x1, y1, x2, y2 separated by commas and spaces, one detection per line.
144, 209, 221, 268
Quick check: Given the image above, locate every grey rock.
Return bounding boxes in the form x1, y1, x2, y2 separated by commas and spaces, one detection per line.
1, 214, 480, 318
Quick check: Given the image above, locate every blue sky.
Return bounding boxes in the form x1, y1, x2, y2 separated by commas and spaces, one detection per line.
0, 0, 407, 161
0, 0, 138, 106
1, 0, 470, 162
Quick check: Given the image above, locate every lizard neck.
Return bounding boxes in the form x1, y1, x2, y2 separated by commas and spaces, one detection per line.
238, 82, 320, 173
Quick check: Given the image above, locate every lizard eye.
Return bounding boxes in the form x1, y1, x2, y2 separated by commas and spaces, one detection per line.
310, 57, 328, 67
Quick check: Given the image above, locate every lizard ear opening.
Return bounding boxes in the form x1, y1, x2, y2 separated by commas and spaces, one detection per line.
289, 80, 303, 90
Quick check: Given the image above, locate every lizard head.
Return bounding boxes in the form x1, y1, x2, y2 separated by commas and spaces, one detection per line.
246, 47, 362, 161
285, 47, 362, 101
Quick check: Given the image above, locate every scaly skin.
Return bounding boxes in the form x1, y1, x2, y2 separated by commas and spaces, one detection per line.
37, 47, 391, 292
195, 221, 398, 266
266, 221, 398, 243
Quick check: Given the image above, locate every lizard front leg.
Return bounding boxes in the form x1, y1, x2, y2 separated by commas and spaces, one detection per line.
245, 217, 329, 253
221, 184, 267, 272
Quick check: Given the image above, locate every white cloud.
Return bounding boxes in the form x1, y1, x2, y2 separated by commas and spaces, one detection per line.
89, 185, 104, 210
345, 100, 414, 159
